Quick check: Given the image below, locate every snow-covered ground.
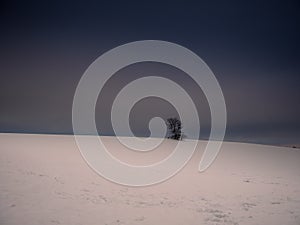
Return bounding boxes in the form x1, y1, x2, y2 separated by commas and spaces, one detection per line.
1, 133, 300, 225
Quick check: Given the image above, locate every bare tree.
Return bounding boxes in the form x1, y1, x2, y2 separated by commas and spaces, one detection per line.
166, 117, 182, 140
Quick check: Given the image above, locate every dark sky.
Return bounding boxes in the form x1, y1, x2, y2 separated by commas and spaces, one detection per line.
0, 0, 299, 145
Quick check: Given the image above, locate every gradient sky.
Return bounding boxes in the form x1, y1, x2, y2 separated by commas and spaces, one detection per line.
0, 0, 299, 145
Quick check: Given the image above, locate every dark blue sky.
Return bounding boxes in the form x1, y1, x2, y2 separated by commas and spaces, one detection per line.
0, 0, 299, 145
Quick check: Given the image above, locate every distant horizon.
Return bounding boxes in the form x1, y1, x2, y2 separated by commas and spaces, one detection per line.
1, 131, 299, 148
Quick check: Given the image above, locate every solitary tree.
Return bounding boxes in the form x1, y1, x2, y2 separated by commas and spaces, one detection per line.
166, 117, 182, 140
